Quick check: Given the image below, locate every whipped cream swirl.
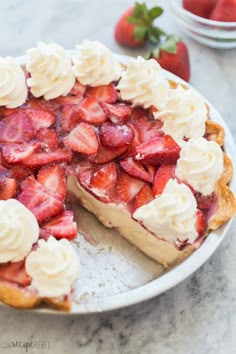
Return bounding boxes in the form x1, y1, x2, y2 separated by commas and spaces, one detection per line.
26, 236, 80, 297
117, 56, 169, 109
133, 179, 198, 244
176, 137, 224, 196
26, 42, 75, 100
154, 85, 208, 144
72, 40, 122, 86
0, 57, 27, 108
0, 199, 39, 263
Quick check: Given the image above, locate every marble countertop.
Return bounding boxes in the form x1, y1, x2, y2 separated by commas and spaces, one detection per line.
0, 1, 236, 353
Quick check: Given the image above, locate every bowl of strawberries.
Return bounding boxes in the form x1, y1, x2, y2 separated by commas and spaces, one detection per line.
170, 0, 236, 48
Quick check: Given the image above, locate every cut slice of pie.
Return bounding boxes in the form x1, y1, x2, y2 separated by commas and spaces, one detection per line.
0, 41, 235, 311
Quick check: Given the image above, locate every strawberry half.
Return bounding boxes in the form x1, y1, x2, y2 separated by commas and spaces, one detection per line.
120, 157, 153, 183
22, 148, 72, 168
25, 109, 55, 131
135, 135, 181, 165
210, 0, 236, 22
1, 142, 41, 164
101, 102, 132, 124
0, 111, 34, 143
18, 176, 64, 224
86, 84, 118, 104
89, 162, 117, 201
0, 260, 31, 286
37, 164, 67, 200
153, 165, 176, 196
40, 211, 77, 241
63, 122, 99, 155
133, 184, 154, 211
77, 97, 107, 124
148, 36, 191, 82
183, 0, 218, 19
91, 144, 128, 164
99, 122, 134, 149
0, 176, 17, 200
117, 172, 145, 204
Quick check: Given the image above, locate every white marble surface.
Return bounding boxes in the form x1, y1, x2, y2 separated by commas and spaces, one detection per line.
0, 0, 236, 353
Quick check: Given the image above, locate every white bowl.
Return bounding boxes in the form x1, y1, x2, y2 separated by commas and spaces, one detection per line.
170, 0, 236, 48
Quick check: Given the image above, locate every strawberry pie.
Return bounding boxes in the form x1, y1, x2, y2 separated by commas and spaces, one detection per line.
0, 40, 235, 311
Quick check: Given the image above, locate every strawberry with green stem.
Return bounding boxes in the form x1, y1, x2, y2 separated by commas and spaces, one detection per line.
146, 35, 191, 82
114, 2, 166, 48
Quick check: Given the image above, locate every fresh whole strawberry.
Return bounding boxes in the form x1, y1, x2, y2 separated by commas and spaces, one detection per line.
183, 0, 218, 19
210, 0, 236, 22
147, 35, 191, 82
114, 2, 166, 48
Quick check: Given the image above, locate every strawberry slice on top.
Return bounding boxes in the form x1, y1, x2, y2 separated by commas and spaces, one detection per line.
40, 211, 77, 241
37, 164, 67, 200
89, 162, 117, 201
24, 109, 56, 131
86, 84, 118, 104
63, 122, 99, 155
76, 97, 107, 125
117, 172, 145, 204
18, 175, 64, 224
22, 148, 72, 168
99, 122, 134, 149
0, 111, 34, 143
0, 260, 31, 286
0, 176, 17, 200
101, 102, 132, 124
1, 142, 41, 164
135, 135, 181, 165
133, 184, 154, 211
153, 165, 176, 196
35, 128, 59, 152
120, 157, 153, 183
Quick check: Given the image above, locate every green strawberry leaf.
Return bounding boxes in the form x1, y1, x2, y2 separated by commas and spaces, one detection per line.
134, 25, 148, 41
148, 6, 163, 20
161, 35, 180, 53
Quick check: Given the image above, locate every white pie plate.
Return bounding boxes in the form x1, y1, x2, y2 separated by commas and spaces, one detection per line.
1, 52, 235, 315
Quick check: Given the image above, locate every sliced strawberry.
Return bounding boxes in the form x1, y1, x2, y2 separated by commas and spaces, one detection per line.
127, 123, 141, 156
117, 172, 145, 204
135, 116, 163, 143
35, 128, 59, 152
195, 210, 207, 237
0, 260, 31, 286
25, 97, 59, 114
1, 142, 41, 164
63, 122, 99, 155
135, 135, 181, 165
91, 144, 128, 164
53, 95, 83, 106
70, 81, 87, 97
0, 111, 34, 143
153, 165, 176, 196
0, 176, 17, 200
120, 157, 153, 183
22, 148, 72, 168
89, 162, 117, 201
18, 176, 64, 224
86, 84, 118, 104
10, 165, 32, 181
77, 97, 107, 124
25, 109, 55, 131
195, 192, 217, 211
37, 164, 66, 200
60, 104, 81, 132
99, 122, 134, 149
101, 102, 132, 124
40, 211, 77, 241
0, 164, 9, 177
130, 107, 148, 121
133, 184, 154, 211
